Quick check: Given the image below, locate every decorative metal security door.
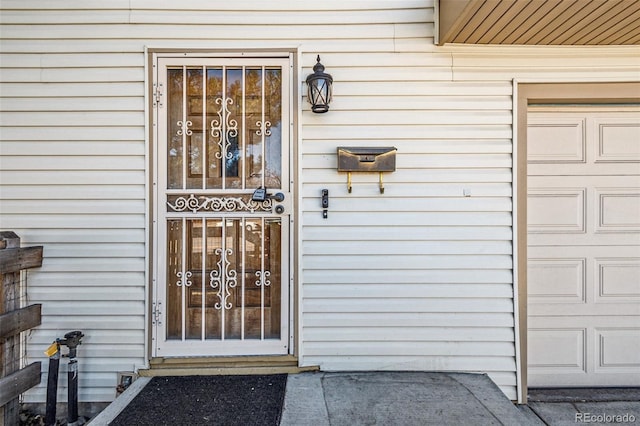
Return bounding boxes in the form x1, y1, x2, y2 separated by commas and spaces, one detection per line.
153, 56, 292, 357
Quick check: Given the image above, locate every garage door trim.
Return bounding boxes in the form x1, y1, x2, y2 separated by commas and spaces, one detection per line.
515, 82, 640, 404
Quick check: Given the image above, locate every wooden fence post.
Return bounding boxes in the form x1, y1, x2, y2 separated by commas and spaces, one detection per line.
0, 232, 43, 426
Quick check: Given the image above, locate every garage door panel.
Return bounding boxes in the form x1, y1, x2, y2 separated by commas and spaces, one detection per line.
530, 304, 640, 317
528, 372, 640, 387
528, 233, 640, 247
596, 189, 640, 232
529, 322, 640, 385
528, 117, 585, 163
528, 258, 585, 304
593, 117, 640, 163
596, 258, 640, 302
528, 188, 585, 234
531, 316, 640, 327
597, 328, 640, 371
529, 163, 640, 176
529, 246, 640, 258
530, 175, 640, 186
528, 328, 586, 372
529, 247, 640, 312
529, 176, 640, 196
529, 177, 640, 239
528, 107, 640, 387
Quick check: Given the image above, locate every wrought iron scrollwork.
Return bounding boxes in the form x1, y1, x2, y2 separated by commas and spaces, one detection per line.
167, 194, 273, 213
256, 120, 272, 137
176, 270, 193, 287
210, 98, 238, 160
255, 270, 271, 287
209, 248, 238, 310
176, 120, 193, 136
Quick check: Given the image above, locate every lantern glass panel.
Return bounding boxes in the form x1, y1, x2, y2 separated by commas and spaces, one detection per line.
308, 78, 331, 113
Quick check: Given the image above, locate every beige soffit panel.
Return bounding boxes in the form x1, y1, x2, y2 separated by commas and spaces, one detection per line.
439, 0, 640, 45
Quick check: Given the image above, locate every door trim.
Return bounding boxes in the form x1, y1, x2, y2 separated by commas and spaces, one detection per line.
515, 81, 640, 403
146, 49, 299, 361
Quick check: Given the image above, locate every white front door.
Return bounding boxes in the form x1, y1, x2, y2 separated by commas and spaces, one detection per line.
527, 106, 640, 386
152, 55, 293, 357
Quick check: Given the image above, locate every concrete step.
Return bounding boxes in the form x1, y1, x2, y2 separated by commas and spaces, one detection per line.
139, 355, 318, 376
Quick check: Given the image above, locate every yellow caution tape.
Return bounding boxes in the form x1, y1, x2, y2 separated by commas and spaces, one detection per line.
44, 342, 58, 357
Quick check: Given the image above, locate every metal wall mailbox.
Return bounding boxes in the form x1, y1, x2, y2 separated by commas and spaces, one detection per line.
337, 147, 397, 172
337, 146, 397, 193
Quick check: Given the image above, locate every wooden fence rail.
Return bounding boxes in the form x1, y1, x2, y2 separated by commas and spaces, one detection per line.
0, 231, 43, 426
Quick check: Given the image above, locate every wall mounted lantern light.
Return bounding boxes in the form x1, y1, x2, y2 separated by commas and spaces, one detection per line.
306, 55, 333, 113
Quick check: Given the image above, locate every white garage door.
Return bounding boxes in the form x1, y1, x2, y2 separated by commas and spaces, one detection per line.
527, 106, 640, 387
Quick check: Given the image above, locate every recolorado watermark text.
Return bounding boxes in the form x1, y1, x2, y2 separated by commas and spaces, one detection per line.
575, 412, 636, 423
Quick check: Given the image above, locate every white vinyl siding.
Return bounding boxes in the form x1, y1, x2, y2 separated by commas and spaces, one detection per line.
300, 59, 517, 394
299, 45, 636, 402
1, 0, 638, 403
0, 3, 149, 404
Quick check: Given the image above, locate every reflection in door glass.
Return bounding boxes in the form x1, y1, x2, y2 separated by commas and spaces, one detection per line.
166, 219, 183, 339
206, 68, 223, 188
264, 68, 282, 189
167, 65, 282, 191
166, 217, 281, 341
245, 68, 263, 189
224, 68, 242, 189
167, 69, 183, 189
186, 68, 203, 189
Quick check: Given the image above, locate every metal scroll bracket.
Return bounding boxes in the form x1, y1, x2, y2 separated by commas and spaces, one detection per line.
347, 171, 384, 194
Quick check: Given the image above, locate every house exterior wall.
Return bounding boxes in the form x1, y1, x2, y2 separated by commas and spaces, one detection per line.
0, 0, 638, 403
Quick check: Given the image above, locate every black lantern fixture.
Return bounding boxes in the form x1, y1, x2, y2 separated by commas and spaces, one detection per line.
306, 55, 333, 113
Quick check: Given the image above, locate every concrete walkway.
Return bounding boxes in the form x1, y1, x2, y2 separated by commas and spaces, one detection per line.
522, 387, 640, 426
89, 371, 640, 425
280, 372, 535, 426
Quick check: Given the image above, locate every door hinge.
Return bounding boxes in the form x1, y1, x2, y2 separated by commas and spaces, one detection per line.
153, 83, 164, 108
152, 301, 162, 325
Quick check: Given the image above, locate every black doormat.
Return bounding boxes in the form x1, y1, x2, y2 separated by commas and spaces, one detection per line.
110, 374, 287, 426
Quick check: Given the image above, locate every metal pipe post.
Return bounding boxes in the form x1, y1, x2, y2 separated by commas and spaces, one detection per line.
62, 331, 83, 426
67, 358, 79, 425
44, 345, 60, 426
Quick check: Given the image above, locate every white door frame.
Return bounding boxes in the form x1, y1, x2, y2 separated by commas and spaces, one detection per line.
150, 52, 296, 358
